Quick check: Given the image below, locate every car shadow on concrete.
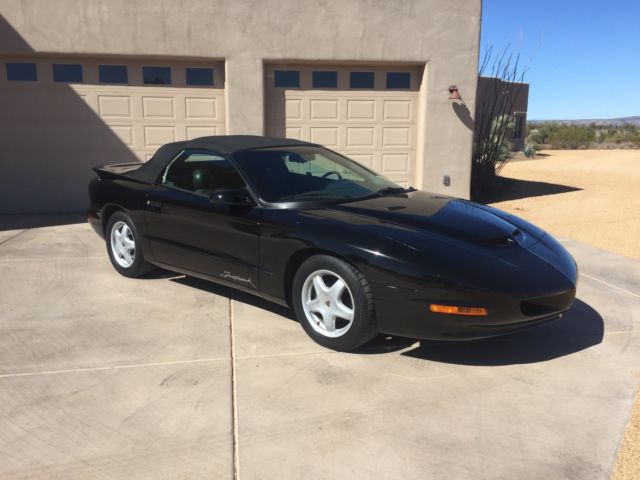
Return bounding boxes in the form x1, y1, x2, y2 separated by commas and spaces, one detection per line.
167, 275, 603, 365
398, 299, 604, 365
0, 213, 87, 231
169, 275, 298, 321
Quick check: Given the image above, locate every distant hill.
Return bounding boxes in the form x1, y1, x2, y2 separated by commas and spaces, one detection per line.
529, 116, 640, 127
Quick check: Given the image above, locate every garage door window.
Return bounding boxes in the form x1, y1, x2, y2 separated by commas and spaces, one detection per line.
143, 66, 171, 85
186, 67, 214, 86
99, 65, 128, 84
274, 70, 300, 88
350, 72, 374, 89
6, 62, 37, 81
312, 71, 338, 88
53, 64, 83, 83
386, 72, 410, 89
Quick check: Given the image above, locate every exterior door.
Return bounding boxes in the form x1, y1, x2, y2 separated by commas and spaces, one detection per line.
265, 64, 420, 187
144, 150, 261, 290
0, 56, 225, 213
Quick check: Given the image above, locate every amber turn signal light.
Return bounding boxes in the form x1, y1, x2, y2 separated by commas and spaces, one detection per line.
429, 304, 488, 316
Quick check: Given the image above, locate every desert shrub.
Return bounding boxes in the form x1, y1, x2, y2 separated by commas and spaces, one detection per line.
547, 125, 595, 149
525, 128, 545, 150
525, 123, 640, 149
472, 46, 524, 199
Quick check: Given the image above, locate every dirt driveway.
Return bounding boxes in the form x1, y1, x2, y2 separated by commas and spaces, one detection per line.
489, 149, 640, 260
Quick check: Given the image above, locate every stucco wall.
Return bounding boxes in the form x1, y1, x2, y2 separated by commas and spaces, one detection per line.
476, 77, 530, 150
0, 0, 481, 198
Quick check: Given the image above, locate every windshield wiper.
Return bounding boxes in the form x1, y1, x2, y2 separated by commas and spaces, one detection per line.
376, 186, 415, 196
279, 192, 350, 201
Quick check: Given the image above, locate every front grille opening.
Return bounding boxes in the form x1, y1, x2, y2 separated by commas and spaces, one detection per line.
520, 300, 557, 317
520, 290, 575, 317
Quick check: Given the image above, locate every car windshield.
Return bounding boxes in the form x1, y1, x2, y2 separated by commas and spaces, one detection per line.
232, 146, 410, 203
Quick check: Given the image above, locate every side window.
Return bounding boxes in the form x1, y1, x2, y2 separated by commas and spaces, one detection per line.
162, 152, 245, 195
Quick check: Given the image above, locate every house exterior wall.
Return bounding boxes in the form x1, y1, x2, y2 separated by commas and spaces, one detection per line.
0, 0, 481, 205
476, 77, 530, 151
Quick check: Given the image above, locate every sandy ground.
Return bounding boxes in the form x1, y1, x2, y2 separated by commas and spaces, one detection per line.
489, 149, 640, 479
490, 149, 640, 260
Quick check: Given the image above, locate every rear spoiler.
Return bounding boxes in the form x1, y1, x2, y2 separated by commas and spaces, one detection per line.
93, 163, 144, 180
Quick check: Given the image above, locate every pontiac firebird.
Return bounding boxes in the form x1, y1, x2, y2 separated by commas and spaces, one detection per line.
88, 135, 577, 351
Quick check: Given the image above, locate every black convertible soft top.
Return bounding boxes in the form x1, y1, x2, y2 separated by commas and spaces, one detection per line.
127, 135, 317, 183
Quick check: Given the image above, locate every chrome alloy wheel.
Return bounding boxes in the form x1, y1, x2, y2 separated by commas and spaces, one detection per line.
110, 221, 136, 268
301, 269, 355, 338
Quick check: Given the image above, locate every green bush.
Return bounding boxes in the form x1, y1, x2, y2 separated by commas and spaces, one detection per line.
525, 122, 640, 149
547, 125, 595, 149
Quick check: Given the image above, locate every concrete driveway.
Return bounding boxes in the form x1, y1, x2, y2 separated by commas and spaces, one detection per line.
0, 217, 639, 479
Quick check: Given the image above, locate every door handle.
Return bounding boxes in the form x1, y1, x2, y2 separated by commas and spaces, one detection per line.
145, 199, 162, 211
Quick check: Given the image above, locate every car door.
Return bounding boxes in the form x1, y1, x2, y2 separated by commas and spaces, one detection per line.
143, 149, 261, 290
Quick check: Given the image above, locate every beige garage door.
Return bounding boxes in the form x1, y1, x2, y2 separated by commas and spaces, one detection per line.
266, 64, 421, 187
0, 57, 225, 213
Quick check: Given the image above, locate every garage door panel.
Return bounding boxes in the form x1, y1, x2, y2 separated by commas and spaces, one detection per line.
346, 127, 375, 148
382, 127, 412, 147
98, 95, 133, 118
347, 100, 376, 121
310, 99, 340, 120
142, 96, 175, 118
144, 126, 176, 147
382, 153, 411, 173
383, 100, 413, 121
186, 126, 219, 139
285, 99, 302, 120
107, 125, 135, 146
309, 127, 339, 148
347, 153, 375, 170
185, 97, 217, 119
285, 127, 302, 139
266, 64, 419, 187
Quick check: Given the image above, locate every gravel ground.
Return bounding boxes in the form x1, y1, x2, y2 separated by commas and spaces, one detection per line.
489, 149, 640, 479
489, 149, 640, 260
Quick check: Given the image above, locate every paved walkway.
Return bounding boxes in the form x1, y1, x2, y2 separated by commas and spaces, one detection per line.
0, 219, 638, 479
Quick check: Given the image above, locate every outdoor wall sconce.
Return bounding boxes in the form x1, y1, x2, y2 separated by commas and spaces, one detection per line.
448, 85, 461, 100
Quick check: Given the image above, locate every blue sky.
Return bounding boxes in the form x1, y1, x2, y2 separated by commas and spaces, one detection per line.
480, 0, 640, 120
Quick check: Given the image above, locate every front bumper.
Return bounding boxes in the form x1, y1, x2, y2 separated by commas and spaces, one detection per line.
372, 285, 576, 341
370, 230, 578, 340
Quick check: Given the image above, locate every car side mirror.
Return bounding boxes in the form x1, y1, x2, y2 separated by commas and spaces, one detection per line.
209, 188, 255, 206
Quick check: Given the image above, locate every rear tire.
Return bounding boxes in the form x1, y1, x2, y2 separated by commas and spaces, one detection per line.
105, 211, 154, 278
292, 255, 377, 351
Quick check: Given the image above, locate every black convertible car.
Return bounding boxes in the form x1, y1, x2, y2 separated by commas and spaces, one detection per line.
88, 135, 577, 351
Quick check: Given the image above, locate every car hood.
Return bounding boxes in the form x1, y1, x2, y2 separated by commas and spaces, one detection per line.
315, 191, 543, 249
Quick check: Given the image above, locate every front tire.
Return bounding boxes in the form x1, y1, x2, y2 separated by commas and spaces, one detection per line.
106, 211, 154, 278
292, 255, 377, 351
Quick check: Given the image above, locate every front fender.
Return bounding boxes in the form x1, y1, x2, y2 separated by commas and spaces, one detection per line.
259, 208, 466, 300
